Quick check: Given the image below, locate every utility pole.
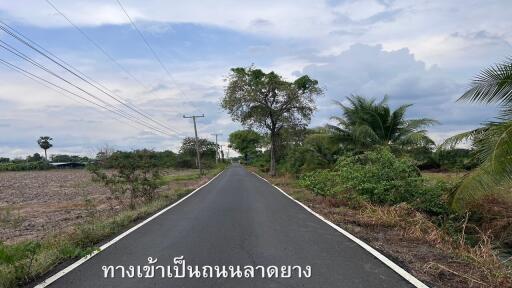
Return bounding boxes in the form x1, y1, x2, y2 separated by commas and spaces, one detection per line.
183, 114, 205, 175
211, 133, 222, 164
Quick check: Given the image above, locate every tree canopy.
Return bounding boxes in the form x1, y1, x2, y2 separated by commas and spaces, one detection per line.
221, 66, 322, 175
228, 130, 262, 162
179, 137, 217, 159
37, 136, 53, 160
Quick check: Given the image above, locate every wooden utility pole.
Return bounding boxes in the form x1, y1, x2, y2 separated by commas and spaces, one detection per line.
183, 114, 205, 174
211, 133, 222, 164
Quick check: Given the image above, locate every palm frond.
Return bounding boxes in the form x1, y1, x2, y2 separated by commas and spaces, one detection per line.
395, 131, 435, 147
458, 57, 512, 105
405, 118, 439, 130
440, 126, 488, 149
448, 121, 512, 209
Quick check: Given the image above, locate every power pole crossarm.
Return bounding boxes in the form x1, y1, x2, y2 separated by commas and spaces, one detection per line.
183, 114, 205, 175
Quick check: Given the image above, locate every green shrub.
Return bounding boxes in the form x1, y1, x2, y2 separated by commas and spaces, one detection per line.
298, 169, 339, 197
334, 148, 422, 204
413, 179, 452, 215
89, 150, 163, 209
299, 148, 450, 215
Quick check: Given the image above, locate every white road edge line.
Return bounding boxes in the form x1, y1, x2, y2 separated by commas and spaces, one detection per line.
34, 170, 225, 288
251, 171, 429, 288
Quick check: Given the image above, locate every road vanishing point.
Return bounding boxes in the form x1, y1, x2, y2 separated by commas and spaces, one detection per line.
37, 164, 424, 288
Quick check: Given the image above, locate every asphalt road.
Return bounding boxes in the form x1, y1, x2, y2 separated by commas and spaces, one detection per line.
41, 164, 416, 288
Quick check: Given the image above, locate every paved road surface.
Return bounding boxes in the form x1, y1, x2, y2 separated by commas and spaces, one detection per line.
41, 164, 416, 287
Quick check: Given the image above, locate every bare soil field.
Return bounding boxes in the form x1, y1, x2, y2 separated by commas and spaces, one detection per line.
0, 169, 201, 244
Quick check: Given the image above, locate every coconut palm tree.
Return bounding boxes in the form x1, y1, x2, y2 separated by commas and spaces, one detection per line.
328, 95, 437, 152
442, 58, 512, 208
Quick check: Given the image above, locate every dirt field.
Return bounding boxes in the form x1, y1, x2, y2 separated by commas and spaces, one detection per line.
0, 169, 200, 244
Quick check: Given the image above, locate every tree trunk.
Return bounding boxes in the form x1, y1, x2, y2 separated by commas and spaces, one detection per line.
269, 132, 277, 176
44, 149, 47, 160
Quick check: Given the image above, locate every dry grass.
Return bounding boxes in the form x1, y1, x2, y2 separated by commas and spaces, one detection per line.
252, 169, 512, 288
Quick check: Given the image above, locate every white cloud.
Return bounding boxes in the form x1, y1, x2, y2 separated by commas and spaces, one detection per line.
0, 0, 336, 38
333, 0, 387, 21
301, 44, 498, 144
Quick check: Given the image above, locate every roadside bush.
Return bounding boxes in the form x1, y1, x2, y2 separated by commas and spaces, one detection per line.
414, 179, 452, 215
299, 148, 450, 215
333, 148, 422, 204
298, 169, 339, 197
89, 150, 162, 209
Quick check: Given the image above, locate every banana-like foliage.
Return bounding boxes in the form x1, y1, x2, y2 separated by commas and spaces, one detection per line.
442, 58, 512, 209
328, 95, 437, 151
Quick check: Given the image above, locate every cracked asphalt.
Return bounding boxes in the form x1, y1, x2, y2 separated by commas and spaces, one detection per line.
41, 164, 414, 287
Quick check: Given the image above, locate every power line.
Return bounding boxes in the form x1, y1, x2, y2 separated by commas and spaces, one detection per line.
115, 0, 188, 97
0, 42, 179, 137
0, 21, 184, 137
0, 40, 169, 135
0, 57, 176, 136
0, 21, 185, 137
44, 0, 150, 91
0, 57, 144, 131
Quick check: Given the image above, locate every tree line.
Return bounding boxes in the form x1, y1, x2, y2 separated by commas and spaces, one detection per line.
222, 61, 512, 210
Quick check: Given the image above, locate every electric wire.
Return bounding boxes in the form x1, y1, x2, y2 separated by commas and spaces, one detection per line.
115, 0, 189, 98
0, 42, 177, 137
0, 22, 185, 137
0, 57, 175, 136
0, 57, 144, 131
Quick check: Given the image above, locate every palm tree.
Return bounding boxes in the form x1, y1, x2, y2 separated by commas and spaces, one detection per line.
442, 58, 512, 208
328, 95, 437, 152
37, 136, 53, 160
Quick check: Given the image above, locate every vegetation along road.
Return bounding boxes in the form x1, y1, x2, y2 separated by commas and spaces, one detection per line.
36, 164, 423, 287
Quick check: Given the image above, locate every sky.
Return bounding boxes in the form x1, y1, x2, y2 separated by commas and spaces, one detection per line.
0, 0, 511, 158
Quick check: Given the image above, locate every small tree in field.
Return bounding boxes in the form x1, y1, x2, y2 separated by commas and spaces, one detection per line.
89, 150, 162, 209
222, 67, 322, 175
37, 136, 53, 160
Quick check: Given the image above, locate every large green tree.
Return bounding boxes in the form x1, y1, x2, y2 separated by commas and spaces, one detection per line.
221, 67, 322, 175
37, 136, 53, 160
228, 130, 262, 162
178, 137, 217, 168
442, 58, 512, 208
328, 95, 437, 152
